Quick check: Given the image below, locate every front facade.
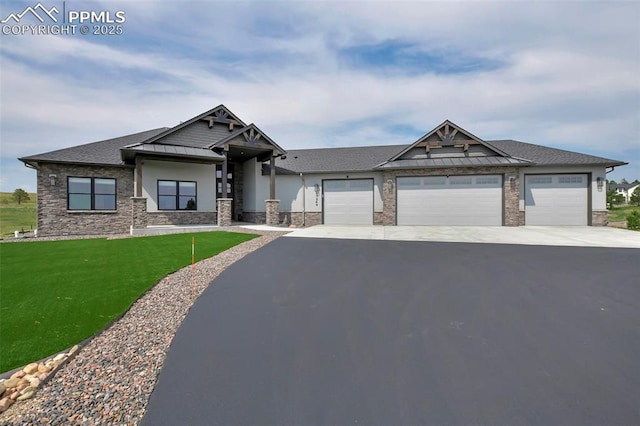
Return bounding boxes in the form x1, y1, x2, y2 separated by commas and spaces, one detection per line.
19, 105, 626, 236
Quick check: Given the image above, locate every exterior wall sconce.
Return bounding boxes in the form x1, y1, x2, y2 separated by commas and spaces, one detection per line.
387, 178, 394, 190
597, 177, 604, 191
49, 174, 57, 186
509, 176, 516, 190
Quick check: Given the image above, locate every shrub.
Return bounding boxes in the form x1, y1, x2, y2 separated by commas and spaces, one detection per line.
627, 211, 640, 230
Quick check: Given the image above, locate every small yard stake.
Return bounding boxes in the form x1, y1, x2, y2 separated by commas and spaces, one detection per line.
191, 236, 195, 297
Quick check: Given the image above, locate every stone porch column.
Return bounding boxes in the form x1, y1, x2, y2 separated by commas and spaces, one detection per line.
131, 197, 148, 230
266, 199, 280, 226
217, 198, 233, 226
503, 170, 520, 226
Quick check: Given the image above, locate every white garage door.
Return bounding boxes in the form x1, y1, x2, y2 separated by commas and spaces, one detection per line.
525, 174, 588, 225
323, 179, 374, 225
397, 175, 503, 225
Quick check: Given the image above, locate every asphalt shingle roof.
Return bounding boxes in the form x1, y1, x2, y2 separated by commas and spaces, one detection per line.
274, 145, 407, 173
487, 140, 625, 167
19, 128, 168, 166
19, 129, 626, 172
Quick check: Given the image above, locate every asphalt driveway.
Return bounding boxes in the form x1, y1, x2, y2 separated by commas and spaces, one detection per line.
143, 238, 640, 425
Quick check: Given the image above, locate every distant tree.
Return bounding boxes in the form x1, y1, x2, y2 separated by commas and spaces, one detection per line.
630, 187, 640, 206
620, 178, 629, 184
12, 188, 30, 205
607, 190, 625, 207
633, 179, 640, 185
608, 179, 617, 185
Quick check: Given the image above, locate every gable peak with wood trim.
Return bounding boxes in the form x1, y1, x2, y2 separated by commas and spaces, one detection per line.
130, 104, 285, 157
389, 120, 510, 161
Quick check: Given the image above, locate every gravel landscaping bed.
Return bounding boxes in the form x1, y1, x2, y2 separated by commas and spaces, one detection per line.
1, 227, 288, 425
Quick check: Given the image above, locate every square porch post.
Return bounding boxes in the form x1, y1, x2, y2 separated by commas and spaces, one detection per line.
217, 152, 233, 226
266, 154, 279, 226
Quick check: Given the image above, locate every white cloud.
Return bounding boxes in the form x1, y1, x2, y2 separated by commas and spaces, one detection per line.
1, 0, 639, 191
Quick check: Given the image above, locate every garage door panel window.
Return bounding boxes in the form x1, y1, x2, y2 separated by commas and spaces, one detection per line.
449, 176, 473, 185
559, 176, 583, 184
476, 176, 501, 185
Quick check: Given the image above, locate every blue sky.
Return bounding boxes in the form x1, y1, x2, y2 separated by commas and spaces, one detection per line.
1, 0, 639, 192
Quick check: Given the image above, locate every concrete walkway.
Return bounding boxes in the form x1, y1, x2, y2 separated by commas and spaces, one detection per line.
285, 225, 640, 248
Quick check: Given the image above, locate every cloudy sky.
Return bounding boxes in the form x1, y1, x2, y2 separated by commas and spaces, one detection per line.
1, 0, 639, 192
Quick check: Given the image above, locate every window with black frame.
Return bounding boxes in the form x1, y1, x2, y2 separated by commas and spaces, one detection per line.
158, 180, 197, 210
68, 177, 116, 210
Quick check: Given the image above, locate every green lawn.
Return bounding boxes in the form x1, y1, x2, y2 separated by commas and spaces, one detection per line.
608, 204, 640, 223
0, 192, 37, 237
0, 231, 258, 372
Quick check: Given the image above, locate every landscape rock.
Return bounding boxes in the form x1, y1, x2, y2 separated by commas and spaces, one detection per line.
22, 363, 38, 375
52, 353, 66, 362
3, 378, 20, 389
0, 382, 5, 396
16, 391, 35, 402
9, 371, 25, 380
0, 397, 13, 413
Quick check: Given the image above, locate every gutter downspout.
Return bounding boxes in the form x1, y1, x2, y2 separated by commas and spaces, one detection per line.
300, 173, 306, 227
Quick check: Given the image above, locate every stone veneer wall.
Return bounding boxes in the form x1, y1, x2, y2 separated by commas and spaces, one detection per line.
243, 211, 266, 224
217, 198, 232, 226
382, 166, 522, 226
244, 211, 323, 227
131, 197, 148, 229
592, 211, 608, 226
147, 211, 217, 226
265, 200, 280, 226
36, 163, 134, 236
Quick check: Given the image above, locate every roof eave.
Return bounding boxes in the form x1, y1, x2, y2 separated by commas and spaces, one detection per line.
19, 158, 132, 168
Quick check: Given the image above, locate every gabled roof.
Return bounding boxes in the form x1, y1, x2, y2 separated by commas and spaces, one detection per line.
273, 140, 625, 174
607, 182, 638, 191
388, 120, 510, 162
19, 128, 168, 167
487, 140, 626, 167
209, 123, 287, 156
141, 105, 247, 146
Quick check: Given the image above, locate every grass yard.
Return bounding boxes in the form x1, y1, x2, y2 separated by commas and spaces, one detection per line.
0, 231, 258, 372
608, 205, 640, 223
0, 192, 37, 237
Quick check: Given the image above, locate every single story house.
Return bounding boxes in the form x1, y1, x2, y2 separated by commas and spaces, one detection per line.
19, 105, 627, 236
606, 182, 639, 204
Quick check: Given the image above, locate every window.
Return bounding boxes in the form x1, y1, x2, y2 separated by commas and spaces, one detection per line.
68, 177, 116, 210
158, 180, 197, 210
476, 176, 500, 185
449, 176, 473, 185
559, 176, 583, 184
529, 176, 553, 184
